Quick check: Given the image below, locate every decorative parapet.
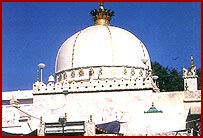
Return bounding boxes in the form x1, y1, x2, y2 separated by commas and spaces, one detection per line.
182, 56, 198, 91
33, 76, 153, 94
55, 66, 147, 82
183, 56, 198, 79
33, 66, 155, 94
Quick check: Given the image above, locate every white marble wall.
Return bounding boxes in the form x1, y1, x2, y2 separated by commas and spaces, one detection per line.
32, 89, 188, 134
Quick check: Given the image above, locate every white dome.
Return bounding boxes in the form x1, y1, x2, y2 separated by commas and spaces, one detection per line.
55, 25, 151, 74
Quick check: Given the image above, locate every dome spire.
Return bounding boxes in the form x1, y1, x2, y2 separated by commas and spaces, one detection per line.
99, 2, 104, 10
90, 2, 114, 26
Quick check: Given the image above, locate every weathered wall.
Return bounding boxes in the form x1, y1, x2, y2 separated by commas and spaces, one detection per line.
2, 89, 200, 134
32, 90, 191, 134
184, 90, 201, 114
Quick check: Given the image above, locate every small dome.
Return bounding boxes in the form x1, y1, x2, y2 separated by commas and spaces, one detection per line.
55, 25, 151, 74
48, 75, 55, 82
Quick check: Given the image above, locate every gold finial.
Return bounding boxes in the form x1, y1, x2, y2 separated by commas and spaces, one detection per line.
152, 102, 154, 107
99, 2, 104, 10
90, 115, 92, 122
190, 56, 195, 68
40, 116, 43, 127
90, 2, 114, 25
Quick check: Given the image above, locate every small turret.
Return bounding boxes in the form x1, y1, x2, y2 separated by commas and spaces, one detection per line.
48, 74, 55, 83
183, 56, 198, 91
47, 74, 55, 91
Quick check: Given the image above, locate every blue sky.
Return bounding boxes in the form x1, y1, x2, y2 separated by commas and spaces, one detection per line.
2, 2, 200, 91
